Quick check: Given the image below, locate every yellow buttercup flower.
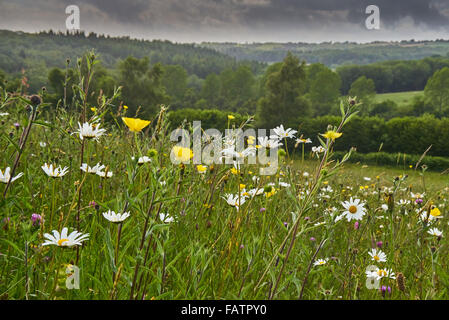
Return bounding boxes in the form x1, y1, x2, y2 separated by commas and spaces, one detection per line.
228, 115, 235, 120
123, 105, 128, 110
430, 206, 441, 217
121, 117, 151, 132
321, 130, 342, 141
172, 146, 193, 162
197, 164, 207, 173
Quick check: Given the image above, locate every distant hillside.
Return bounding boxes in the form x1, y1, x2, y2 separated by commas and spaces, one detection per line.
200, 40, 449, 67
0, 30, 265, 89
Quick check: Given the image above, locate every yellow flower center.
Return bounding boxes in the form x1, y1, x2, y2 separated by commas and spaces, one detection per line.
57, 239, 69, 246
377, 269, 387, 277
349, 205, 357, 214
374, 255, 380, 261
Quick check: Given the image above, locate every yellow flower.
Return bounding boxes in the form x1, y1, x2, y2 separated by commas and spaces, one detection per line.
430, 206, 441, 217
239, 184, 246, 190
321, 130, 342, 141
172, 146, 193, 162
121, 117, 151, 132
228, 115, 235, 120
124, 105, 128, 110
247, 136, 256, 145
90, 107, 97, 113
265, 187, 276, 198
197, 164, 207, 173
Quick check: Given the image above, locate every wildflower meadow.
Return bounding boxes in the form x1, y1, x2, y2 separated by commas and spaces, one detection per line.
1, 52, 448, 301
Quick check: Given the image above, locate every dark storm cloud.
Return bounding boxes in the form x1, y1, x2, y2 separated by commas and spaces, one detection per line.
235, 0, 449, 28
1, 0, 449, 42
60, 0, 150, 22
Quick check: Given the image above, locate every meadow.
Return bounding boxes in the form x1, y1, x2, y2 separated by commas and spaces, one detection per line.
1, 56, 448, 301
374, 91, 423, 107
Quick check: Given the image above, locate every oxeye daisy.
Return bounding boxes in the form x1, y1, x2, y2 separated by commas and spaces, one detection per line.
273, 125, 297, 140
159, 213, 174, 223
41, 163, 69, 178
257, 136, 283, 149
341, 197, 367, 221
81, 163, 105, 174
132, 156, 152, 165
366, 267, 396, 281
0, 167, 23, 184
313, 258, 329, 266
96, 169, 113, 178
222, 193, 246, 211
102, 210, 130, 223
42, 227, 89, 247
428, 228, 443, 237
295, 137, 312, 144
368, 248, 387, 263
75, 122, 106, 141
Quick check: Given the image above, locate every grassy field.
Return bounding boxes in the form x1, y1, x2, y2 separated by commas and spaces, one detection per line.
296, 160, 449, 194
374, 91, 423, 106
1, 63, 448, 300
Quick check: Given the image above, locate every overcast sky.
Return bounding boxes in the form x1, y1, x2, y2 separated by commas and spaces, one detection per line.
0, 0, 448, 43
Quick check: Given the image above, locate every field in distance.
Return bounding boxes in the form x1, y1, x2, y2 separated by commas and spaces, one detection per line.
374, 91, 423, 107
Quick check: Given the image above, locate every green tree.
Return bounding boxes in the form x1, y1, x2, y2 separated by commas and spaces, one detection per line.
201, 73, 221, 108
308, 68, 341, 116
162, 64, 188, 105
348, 76, 376, 110
118, 56, 168, 116
424, 67, 449, 114
256, 52, 310, 128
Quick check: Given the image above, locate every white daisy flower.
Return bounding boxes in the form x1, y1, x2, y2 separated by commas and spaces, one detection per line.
273, 125, 297, 140
247, 188, 264, 197
39, 142, 47, 148
397, 199, 410, 206
159, 213, 174, 223
366, 267, 396, 280
222, 193, 246, 211
42, 227, 89, 247
313, 258, 329, 266
75, 122, 106, 141
363, 177, 371, 181
278, 180, 291, 188
312, 146, 326, 154
41, 163, 69, 178
81, 163, 105, 174
96, 170, 113, 178
368, 248, 387, 263
0, 167, 23, 184
0, 112, 9, 116
132, 156, 152, 165
257, 136, 283, 149
428, 228, 443, 237
296, 137, 312, 144
341, 197, 367, 221
102, 210, 130, 223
